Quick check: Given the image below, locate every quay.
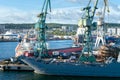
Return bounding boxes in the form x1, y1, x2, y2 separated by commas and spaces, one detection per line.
0, 60, 33, 71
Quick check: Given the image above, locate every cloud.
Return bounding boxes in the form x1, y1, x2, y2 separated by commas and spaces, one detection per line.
67, 0, 81, 2
67, 0, 88, 3
0, 6, 38, 23
67, 0, 97, 4
105, 5, 120, 23
46, 5, 120, 24
0, 4, 120, 24
46, 7, 83, 24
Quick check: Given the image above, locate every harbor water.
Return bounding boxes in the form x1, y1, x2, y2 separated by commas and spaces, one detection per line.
0, 40, 120, 80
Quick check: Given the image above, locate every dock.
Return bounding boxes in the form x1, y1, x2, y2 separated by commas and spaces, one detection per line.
0, 60, 34, 71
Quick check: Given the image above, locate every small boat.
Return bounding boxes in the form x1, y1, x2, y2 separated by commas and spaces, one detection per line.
0, 31, 18, 42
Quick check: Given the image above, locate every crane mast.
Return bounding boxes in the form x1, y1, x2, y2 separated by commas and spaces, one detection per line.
35, 0, 51, 59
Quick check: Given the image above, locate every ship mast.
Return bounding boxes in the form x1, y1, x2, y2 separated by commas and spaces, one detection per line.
35, 0, 51, 59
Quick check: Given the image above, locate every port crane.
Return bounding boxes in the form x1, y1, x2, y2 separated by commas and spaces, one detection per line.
35, 0, 51, 59
95, 0, 110, 48
78, 0, 110, 62
35, 0, 109, 60
78, 0, 98, 55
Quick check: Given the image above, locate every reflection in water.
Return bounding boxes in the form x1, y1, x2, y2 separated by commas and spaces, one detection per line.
33, 74, 120, 80
1, 71, 120, 80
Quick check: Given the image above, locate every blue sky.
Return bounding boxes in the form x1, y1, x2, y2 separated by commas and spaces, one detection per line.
0, 0, 120, 24
0, 0, 119, 9
0, 0, 83, 10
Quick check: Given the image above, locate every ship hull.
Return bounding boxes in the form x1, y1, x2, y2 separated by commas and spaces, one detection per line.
22, 58, 120, 77
47, 47, 82, 55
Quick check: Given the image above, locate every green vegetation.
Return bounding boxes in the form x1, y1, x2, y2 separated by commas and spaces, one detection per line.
0, 23, 78, 29
0, 23, 120, 30
0, 23, 78, 35
51, 29, 76, 36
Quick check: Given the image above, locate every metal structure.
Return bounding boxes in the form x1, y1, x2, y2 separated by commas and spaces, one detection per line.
95, 0, 110, 48
78, 0, 98, 55
21, 0, 120, 77
35, 0, 51, 59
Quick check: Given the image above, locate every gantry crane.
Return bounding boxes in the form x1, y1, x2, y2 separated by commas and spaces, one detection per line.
35, 0, 51, 59
95, 0, 110, 48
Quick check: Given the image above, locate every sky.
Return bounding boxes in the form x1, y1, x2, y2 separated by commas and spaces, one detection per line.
0, 0, 120, 24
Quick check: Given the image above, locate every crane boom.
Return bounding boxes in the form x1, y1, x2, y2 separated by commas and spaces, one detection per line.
91, 0, 99, 22
103, 0, 110, 19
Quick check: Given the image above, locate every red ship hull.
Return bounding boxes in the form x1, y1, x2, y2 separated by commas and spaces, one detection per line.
48, 47, 82, 55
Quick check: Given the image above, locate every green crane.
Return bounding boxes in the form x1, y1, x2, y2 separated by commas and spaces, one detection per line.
79, 0, 99, 62
35, 0, 51, 59
81, 0, 98, 53
79, 0, 110, 62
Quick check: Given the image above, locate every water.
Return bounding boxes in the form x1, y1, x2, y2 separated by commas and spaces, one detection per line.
47, 40, 74, 49
0, 40, 74, 59
0, 40, 120, 80
0, 42, 18, 59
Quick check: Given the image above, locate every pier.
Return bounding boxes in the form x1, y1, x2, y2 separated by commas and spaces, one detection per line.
0, 60, 33, 71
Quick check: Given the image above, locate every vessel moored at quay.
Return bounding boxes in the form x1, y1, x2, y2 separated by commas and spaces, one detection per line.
20, 0, 120, 77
